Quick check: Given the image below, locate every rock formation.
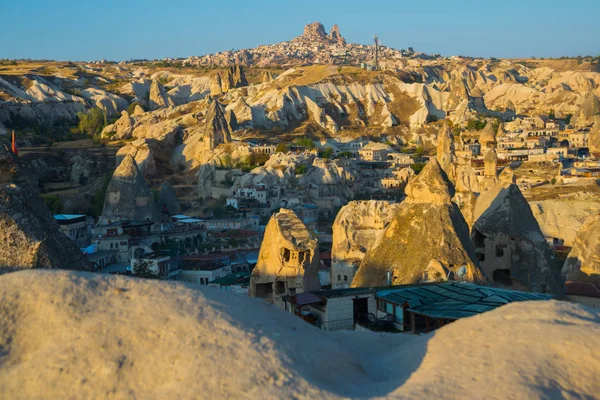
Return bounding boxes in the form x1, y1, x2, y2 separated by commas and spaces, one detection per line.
262, 70, 275, 84
483, 148, 498, 178
562, 213, 600, 284
157, 181, 180, 218
115, 139, 157, 176
209, 74, 223, 97
221, 66, 248, 92
0, 145, 90, 273
302, 22, 328, 41
479, 122, 497, 148
331, 201, 399, 288
99, 154, 159, 225
589, 123, 600, 157
1, 271, 598, 399
471, 182, 564, 296
204, 100, 231, 149
352, 159, 486, 287
328, 24, 346, 45
101, 110, 135, 139
148, 80, 174, 111
249, 209, 320, 307
436, 122, 456, 179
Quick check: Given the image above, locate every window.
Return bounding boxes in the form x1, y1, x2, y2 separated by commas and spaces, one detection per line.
337, 274, 341, 281
275, 281, 285, 294
344, 275, 348, 281
495, 245, 504, 257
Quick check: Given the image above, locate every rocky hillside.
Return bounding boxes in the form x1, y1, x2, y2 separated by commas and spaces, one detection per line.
1, 270, 599, 399
0, 145, 90, 273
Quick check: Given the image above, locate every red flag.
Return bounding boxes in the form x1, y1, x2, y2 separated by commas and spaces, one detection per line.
11, 130, 18, 156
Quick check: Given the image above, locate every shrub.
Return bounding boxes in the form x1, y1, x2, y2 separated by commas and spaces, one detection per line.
276, 143, 289, 153
77, 107, 106, 137
295, 164, 307, 175
42, 195, 63, 214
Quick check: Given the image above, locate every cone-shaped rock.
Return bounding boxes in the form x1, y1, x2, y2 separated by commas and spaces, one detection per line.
562, 213, 600, 284
404, 158, 455, 204
249, 209, 320, 307
204, 100, 231, 149
99, 154, 159, 224
436, 122, 456, 179
0, 145, 90, 273
351, 159, 486, 287
148, 80, 174, 111
472, 182, 564, 296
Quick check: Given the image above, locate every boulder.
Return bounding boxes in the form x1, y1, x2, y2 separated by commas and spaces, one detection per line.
352, 159, 486, 287
562, 213, 600, 284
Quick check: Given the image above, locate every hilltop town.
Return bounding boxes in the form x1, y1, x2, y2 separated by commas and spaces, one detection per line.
1, 20, 600, 399
181, 22, 432, 68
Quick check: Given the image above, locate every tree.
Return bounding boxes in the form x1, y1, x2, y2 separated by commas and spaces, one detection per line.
295, 137, 315, 150
276, 143, 289, 153
42, 195, 63, 214
565, 113, 573, 124
132, 260, 156, 278
466, 119, 486, 131
77, 107, 106, 137
295, 164, 307, 175
321, 147, 334, 159
548, 109, 556, 119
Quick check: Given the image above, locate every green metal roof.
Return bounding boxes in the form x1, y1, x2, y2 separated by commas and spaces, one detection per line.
209, 272, 250, 286
377, 282, 553, 320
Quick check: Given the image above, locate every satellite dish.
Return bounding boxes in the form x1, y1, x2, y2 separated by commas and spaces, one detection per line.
458, 265, 467, 278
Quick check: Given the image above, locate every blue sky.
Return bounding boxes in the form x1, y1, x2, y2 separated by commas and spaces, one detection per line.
2, 0, 599, 61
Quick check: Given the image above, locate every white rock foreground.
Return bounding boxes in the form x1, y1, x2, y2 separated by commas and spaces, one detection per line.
1, 271, 599, 399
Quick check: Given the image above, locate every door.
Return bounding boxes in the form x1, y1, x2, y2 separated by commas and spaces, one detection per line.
353, 297, 369, 325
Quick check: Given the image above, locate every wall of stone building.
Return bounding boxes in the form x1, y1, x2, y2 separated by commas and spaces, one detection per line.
565, 295, 600, 308
331, 263, 358, 289
324, 294, 377, 323
479, 235, 514, 281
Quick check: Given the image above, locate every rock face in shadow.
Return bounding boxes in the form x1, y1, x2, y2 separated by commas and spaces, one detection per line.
351, 159, 486, 287
249, 209, 320, 307
157, 181, 180, 219
562, 213, 600, 284
472, 182, 564, 296
331, 201, 399, 288
99, 154, 158, 224
0, 145, 90, 273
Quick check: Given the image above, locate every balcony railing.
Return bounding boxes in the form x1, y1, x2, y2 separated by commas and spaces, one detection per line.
318, 318, 355, 332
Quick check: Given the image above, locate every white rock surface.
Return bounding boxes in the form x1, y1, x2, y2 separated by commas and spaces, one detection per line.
0, 270, 599, 399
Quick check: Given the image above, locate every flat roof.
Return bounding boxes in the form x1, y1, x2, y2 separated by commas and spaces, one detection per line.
378, 282, 553, 320
54, 214, 86, 220
210, 272, 250, 286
